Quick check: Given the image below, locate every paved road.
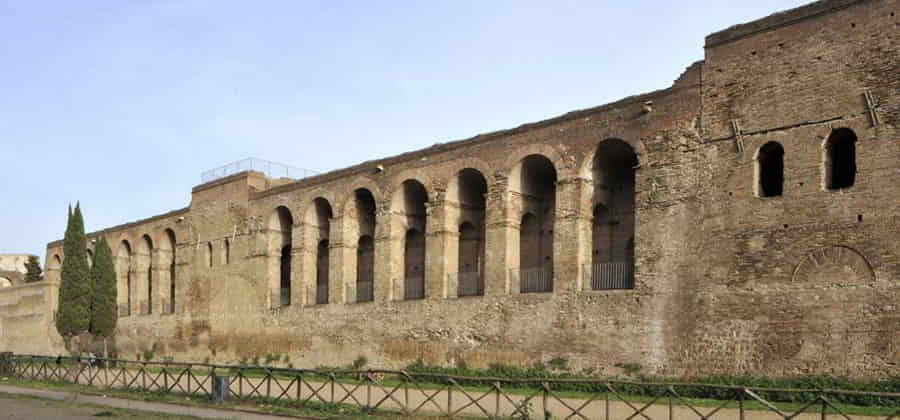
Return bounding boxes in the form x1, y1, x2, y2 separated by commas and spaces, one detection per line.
0, 393, 199, 419
0, 385, 291, 420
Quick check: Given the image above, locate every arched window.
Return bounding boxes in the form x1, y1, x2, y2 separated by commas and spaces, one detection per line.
207, 242, 214, 267
162, 229, 176, 314
309, 198, 333, 305
352, 189, 377, 303
138, 235, 153, 315
449, 168, 487, 297
393, 180, 428, 300
223, 238, 230, 265
117, 241, 131, 316
512, 155, 556, 293
825, 128, 857, 190
591, 139, 638, 290
757, 141, 784, 198
269, 206, 293, 308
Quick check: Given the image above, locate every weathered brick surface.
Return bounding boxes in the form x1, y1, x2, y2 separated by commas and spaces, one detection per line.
26, 0, 900, 378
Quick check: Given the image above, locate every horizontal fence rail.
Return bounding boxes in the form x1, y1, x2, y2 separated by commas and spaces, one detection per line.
513, 266, 553, 293
200, 158, 318, 184
586, 262, 635, 290
2, 354, 898, 419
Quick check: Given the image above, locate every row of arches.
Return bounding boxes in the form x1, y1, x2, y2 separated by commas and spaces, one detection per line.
756, 128, 858, 198
267, 139, 639, 306
115, 229, 177, 316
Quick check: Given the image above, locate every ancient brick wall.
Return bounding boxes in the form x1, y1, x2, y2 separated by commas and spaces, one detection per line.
34, 0, 899, 378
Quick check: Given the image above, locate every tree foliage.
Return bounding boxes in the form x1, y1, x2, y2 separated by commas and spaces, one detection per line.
55, 203, 92, 337
24, 255, 43, 283
90, 236, 117, 337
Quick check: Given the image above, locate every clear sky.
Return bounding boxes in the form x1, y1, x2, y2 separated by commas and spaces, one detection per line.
0, 1, 808, 259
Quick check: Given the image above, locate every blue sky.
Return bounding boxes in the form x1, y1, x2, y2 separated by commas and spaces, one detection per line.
0, 1, 808, 258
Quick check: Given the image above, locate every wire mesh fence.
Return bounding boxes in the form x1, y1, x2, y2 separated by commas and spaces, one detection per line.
200, 158, 318, 184
2, 354, 898, 419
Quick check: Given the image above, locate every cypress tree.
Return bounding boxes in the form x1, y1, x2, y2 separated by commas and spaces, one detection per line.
56, 203, 92, 338
90, 237, 117, 338
24, 255, 43, 283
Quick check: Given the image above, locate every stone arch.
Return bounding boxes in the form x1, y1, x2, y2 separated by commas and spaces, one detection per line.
823, 128, 857, 191
391, 179, 429, 300
306, 197, 334, 305
116, 240, 133, 316
160, 229, 176, 314
268, 206, 294, 307
338, 178, 382, 218
792, 245, 875, 284
578, 136, 645, 179
48, 254, 62, 271
589, 138, 639, 290
755, 141, 784, 198
137, 234, 154, 314
344, 187, 378, 303
509, 154, 557, 293
503, 143, 569, 182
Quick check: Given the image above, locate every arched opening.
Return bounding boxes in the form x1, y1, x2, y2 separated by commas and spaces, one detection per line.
352, 189, 377, 302
86, 248, 94, 268
356, 235, 374, 302
512, 155, 556, 293
450, 168, 487, 297
309, 198, 333, 305
757, 141, 784, 198
161, 229, 176, 314
116, 241, 132, 316
396, 180, 428, 300
591, 139, 638, 289
825, 128, 857, 190
139, 235, 154, 315
49, 254, 62, 271
207, 242, 214, 268
269, 206, 293, 307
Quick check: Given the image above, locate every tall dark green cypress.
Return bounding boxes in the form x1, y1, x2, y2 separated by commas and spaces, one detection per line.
90, 237, 117, 338
56, 203, 92, 338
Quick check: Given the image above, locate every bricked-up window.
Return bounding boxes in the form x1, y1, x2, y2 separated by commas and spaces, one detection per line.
756, 141, 784, 197
269, 206, 294, 307
825, 128, 857, 190
591, 138, 638, 290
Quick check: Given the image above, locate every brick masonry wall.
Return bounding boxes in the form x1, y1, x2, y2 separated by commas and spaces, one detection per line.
31, 0, 899, 378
